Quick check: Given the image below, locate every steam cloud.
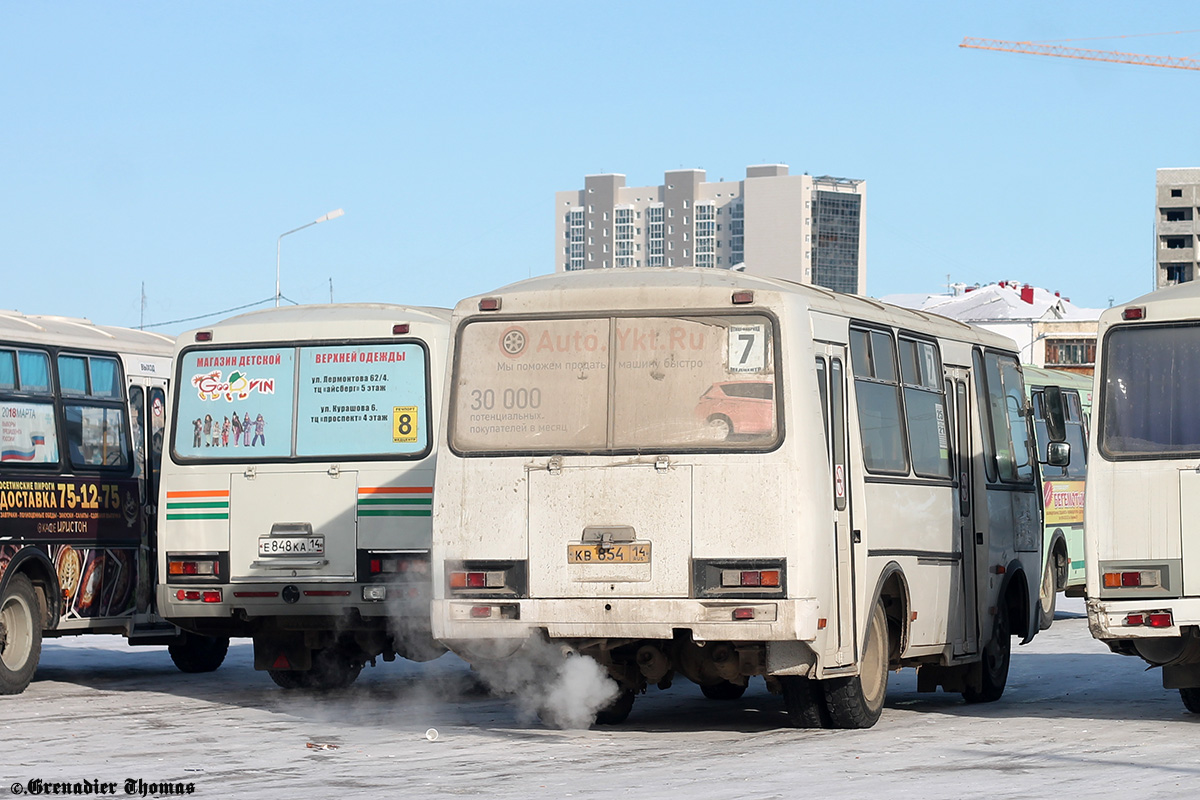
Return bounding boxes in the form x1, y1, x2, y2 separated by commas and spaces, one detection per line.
471, 637, 620, 729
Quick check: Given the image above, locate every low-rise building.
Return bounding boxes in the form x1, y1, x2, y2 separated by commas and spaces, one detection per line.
882, 282, 1102, 376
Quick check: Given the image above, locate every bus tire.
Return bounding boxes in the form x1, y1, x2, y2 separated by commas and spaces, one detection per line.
0, 574, 42, 695
168, 632, 229, 673
267, 669, 309, 690
1180, 688, 1200, 714
700, 679, 747, 701
593, 688, 635, 725
780, 676, 832, 728
822, 600, 889, 729
1039, 558, 1058, 630
963, 605, 1010, 704
306, 646, 362, 691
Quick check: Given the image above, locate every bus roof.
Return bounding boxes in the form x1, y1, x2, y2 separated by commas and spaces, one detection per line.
457, 268, 1018, 352
1103, 280, 1200, 327
0, 310, 175, 356
178, 304, 452, 346
1021, 365, 1094, 393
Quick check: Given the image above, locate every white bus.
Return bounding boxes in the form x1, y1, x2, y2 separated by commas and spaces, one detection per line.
1, 311, 226, 695
431, 269, 1050, 728
1084, 282, 1200, 713
157, 304, 450, 690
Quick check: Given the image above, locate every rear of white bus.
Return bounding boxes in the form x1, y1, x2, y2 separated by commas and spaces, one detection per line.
432, 275, 840, 721
1085, 290, 1200, 711
158, 307, 448, 689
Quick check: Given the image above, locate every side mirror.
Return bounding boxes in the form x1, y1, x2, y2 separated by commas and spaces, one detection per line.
1041, 385, 1068, 444
1046, 441, 1070, 467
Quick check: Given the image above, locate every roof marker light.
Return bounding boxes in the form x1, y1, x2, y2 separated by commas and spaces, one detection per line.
479, 297, 502, 311
731, 291, 754, 305
1122, 307, 1145, 321
195, 331, 213, 342
392, 324, 410, 335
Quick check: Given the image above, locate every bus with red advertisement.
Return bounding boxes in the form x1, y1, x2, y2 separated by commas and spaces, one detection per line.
1, 311, 227, 695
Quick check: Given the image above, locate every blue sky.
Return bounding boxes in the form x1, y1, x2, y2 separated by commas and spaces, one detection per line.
3, 2, 1197, 333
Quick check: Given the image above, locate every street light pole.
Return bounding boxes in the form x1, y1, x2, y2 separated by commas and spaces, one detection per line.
276, 208, 345, 307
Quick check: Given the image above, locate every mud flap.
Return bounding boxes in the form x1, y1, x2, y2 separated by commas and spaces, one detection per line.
254, 634, 312, 671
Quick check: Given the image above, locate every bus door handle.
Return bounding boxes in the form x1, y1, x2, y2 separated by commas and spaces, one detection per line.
975, 531, 983, 545
852, 529, 861, 544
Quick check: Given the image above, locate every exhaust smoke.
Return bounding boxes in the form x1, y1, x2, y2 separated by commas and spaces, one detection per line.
470, 636, 620, 729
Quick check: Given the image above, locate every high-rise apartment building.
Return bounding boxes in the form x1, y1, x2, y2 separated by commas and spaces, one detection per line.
1156, 167, 1200, 288
555, 165, 867, 294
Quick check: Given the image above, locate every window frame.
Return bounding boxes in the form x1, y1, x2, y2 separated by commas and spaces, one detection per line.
448, 311, 785, 458
169, 337, 434, 465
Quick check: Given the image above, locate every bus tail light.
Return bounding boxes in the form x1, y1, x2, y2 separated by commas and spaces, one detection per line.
175, 589, 222, 603
444, 560, 527, 597
722, 569, 781, 588
1125, 611, 1173, 628
168, 558, 219, 577
449, 570, 505, 589
1122, 306, 1145, 321
165, 552, 227, 583
693, 559, 786, 599
360, 551, 432, 582
1103, 570, 1162, 589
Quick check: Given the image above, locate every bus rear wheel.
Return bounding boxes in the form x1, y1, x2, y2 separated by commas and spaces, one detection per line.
593, 688, 635, 725
1039, 555, 1060, 630
1180, 688, 1200, 714
963, 605, 1010, 704
0, 574, 41, 695
822, 600, 889, 729
700, 679, 747, 701
780, 676, 831, 728
306, 646, 363, 691
168, 632, 229, 673
267, 669, 309, 690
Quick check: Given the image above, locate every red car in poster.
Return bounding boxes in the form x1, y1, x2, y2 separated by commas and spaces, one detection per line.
695, 380, 775, 438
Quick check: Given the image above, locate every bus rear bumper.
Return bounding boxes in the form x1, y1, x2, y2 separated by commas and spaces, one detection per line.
158, 583, 426, 624
432, 597, 822, 650
1087, 596, 1200, 640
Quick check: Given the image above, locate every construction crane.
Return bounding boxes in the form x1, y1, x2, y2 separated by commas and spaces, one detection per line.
960, 35, 1200, 72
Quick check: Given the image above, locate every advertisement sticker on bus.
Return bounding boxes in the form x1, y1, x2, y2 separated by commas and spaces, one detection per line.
177, 347, 294, 459
455, 315, 776, 451
1043, 480, 1085, 526
1, 402, 59, 463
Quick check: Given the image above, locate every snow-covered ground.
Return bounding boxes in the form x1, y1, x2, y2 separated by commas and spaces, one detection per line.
4, 597, 1200, 799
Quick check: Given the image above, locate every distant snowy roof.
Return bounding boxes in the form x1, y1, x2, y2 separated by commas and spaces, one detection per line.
880, 283, 1102, 323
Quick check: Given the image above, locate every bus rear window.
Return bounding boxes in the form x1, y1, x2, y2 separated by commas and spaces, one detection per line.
173, 342, 429, 461
451, 315, 778, 453
1101, 324, 1200, 457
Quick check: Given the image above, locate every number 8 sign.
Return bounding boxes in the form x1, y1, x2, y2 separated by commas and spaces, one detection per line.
393, 406, 419, 443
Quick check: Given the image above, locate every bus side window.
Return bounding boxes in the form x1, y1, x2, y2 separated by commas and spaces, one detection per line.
149, 387, 166, 502
816, 357, 829, 448
956, 381, 971, 516
831, 358, 847, 511
850, 327, 908, 474
129, 386, 146, 499
0, 349, 15, 390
